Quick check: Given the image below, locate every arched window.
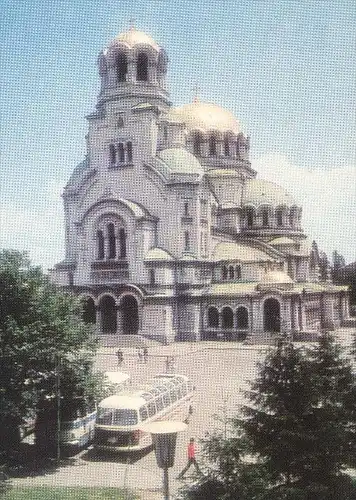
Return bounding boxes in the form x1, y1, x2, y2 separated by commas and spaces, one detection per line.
117, 53, 128, 82
137, 52, 148, 81
222, 307, 234, 328
108, 223, 116, 259
246, 208, 255, 228
126, 141, 133, 163
236, 307, 248, 329
119, 228, 127, 258
207, 307, 219, 328
149, 269, 155, 285
184, 231, 190, 251
235, 265, 241, 279
262, 210, 269, 226
97, 230, 105, 260
109, 144, 116, 165
209, 135, 217, 156
118, 143, 125, 163
229, 266, 234, 279
222, 266, 228, 280
224, 134, 230, 156
193, 132, 203, 156
276, 209, 283, 227
163, 126, 168, 141
100, 295, 117, 334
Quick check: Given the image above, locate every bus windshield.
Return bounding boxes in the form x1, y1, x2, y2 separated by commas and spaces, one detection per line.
97, 408, 138, 426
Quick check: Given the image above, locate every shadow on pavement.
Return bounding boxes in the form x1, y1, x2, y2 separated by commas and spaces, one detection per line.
81, 446, 153, 464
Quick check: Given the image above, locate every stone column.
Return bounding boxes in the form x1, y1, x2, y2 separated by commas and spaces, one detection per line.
299, 292, 307, 332
321, 292, 335, 330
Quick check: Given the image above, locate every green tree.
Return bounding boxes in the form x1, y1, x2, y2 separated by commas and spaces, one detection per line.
0, 250, 99, 456
180, 335, 356, 499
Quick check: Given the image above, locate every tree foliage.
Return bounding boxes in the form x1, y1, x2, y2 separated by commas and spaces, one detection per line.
180, 334, 356, 499
0, 250, 100, 455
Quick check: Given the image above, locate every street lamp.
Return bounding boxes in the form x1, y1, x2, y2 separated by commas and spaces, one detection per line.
142, 421, 187, 500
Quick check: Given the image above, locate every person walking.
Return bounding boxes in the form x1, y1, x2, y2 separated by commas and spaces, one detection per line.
116, 349, 123, 367
137, 347, 143, 363
143, 346, 149, 364
177, 438, 201, 479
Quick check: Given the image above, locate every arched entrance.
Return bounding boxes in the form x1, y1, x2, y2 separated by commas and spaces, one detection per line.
121, 295, 139, 334
264, 298, 281, 332
236, 307, 249, 329
100, 295, 117, 334
82, 297, 96, 324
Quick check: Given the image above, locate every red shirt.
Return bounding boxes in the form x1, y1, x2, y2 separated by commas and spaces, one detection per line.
188, 442, 195, 459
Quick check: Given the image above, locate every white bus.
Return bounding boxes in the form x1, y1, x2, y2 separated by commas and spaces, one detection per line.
35, 371, 130, 454
94, 374, 194, 452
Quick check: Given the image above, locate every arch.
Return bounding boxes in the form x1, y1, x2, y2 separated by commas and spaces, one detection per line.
208, 134, 217, 156
100, 295, 117, 334
117, 52, 128, 82
193, 131, 203, 156
82, 297, 96, 324
118, 143, 125, 163
207, 307, 219, 328
221, 306, 234, 328
245, 207, 256, 228
109, 144, 116, 165
119, 228, 127, 258
236, 306, 248, 329
263, 298, 281, 332
137, 52, 149, 81
120, 295, 139, 334
262, 209, 269, 227
276, 208, 283, 227
107, 222, 116, 259
97, 230, 105, 260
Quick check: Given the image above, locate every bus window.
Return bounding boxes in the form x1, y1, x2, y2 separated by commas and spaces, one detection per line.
181, 385, 187, 396
147, 401, 156, 418
139, 406, 148, 421
163, 392, 171, 407
170, 389, 178, 403
112, 409, 138, 426
97, 409, 113, 425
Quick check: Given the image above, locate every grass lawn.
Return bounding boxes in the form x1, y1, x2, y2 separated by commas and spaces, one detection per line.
0, 486, 138, 499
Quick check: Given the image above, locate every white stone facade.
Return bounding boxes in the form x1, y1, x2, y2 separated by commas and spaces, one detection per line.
51, 27, 350, 342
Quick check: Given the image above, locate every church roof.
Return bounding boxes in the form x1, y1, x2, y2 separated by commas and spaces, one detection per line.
213, 242, 277, 262
166, 101, 241, 134
260, 270, 294, 284
110, 27, 160, 51
269, 237, 296, 245
242, 178, 298, 208
144, 247, 174, 261
149, 148, 204, 182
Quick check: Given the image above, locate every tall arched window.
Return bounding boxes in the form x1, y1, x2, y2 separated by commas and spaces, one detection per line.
224, 134, 230, 156
236, 307, 248, 329
184, 231, 190, 251
276, 209, 283, 227
207, 307, 219, 328
193, 132, 203, 156
118, 143, 125, 163
109, 144, 116, 165
119, 228, 127, 258
97, 230, 105, 260
126, 141, 133, 163
209, 135, 217, 156
83, 297, 96, 324
117, 53, 128, 82
137, 52, 148, 81
108, 223, 116, 259
222, 307, 234, 328
262, 210, 269, 226
100, 295, 117, 334
222, 266, 228, 280
235, 265, 242, 279
229, 266, 235, 279
246, 208, 255, 228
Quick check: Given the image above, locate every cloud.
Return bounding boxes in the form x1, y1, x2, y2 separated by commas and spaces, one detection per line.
252, 153, 356, 263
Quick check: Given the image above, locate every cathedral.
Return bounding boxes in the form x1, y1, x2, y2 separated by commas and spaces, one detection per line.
51, 26, 350, 343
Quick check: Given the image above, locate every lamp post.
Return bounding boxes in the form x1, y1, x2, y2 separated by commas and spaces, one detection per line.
142, 421, 187, 500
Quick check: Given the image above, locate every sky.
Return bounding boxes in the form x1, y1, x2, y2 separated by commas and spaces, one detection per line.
1, 0, 355, 270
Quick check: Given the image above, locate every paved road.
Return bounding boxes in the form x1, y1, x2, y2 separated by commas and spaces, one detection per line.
10, 328, 355, 499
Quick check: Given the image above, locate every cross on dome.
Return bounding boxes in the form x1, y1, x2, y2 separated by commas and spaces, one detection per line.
129, 18, 136, 31
192, 82, 200, 103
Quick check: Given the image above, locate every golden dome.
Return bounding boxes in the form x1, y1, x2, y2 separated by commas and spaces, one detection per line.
112, 27, 160, 51
167, 101, 241, 134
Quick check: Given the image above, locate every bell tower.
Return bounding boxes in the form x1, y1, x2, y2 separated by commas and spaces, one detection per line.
97, 24, 170, 110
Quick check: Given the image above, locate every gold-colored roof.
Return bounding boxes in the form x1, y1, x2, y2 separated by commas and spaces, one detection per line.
213, 242, 276, 262
167, 101, 241, 134
113, 28, 160, 51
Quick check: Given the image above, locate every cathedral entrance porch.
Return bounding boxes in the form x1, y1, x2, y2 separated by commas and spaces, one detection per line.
263, 298, 281, 333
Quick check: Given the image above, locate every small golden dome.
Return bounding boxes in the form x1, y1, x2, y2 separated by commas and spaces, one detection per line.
112, 27, 160, 51
167, 101, 241, 134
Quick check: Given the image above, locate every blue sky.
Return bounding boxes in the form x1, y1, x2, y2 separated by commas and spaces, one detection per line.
1, 0, 355, 269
